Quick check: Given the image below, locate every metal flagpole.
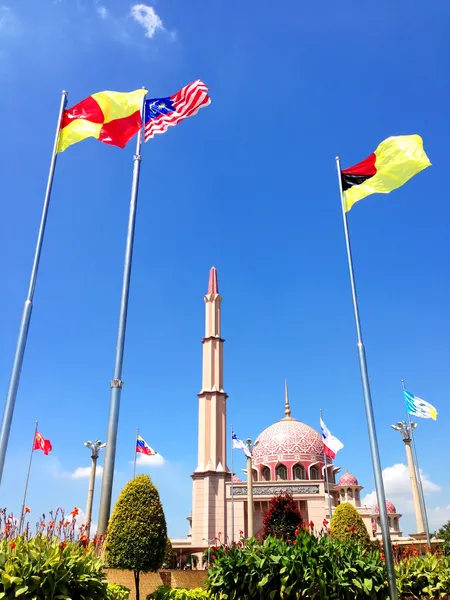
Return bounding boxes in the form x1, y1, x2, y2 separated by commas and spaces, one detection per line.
19, 421, 38, 534
402, 381, 431, 546
335, 157, 397, 600
97, 91, 147, 535
0, 91, 68, 490
231, 425, 235, 543
133, 427, 138, 479
320, 410, 333, 520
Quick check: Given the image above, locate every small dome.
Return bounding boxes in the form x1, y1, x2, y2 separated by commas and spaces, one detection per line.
232, 475, 242, 483
252, 418, 323, 466
374, 501, 397, 514
338, 472, 359, 486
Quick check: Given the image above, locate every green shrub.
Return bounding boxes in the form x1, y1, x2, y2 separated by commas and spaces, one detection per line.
147, 586, 210, 599
330, 502, 370, 546
207, 532, 387, 599
107, 583, 131, 599
0, 536, 108, 599
262, 492, 302, 542
163, 537, 177, 569
106, 474, 167, 600
395, 553, 450, 598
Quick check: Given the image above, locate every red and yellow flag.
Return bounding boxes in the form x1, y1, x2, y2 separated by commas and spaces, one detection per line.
341, 135, 431, 212
57, 89, 147, 153
33, 431, 52, 455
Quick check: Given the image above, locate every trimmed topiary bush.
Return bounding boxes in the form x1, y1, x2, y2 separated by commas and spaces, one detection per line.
147, 587, 209, 600
106, 474, 167, 600
163, 537, 177, 569
330, 502, 370, 546
107, 583, 131, 599
263, 492, 302, 542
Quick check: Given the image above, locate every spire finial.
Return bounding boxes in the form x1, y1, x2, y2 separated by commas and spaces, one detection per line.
207, 266, 219, 294
284, 380, 291, 418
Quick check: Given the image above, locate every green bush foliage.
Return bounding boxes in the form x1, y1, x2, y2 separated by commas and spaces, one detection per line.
395, 553, 450, 598
163, 537, 177, 569
147, 586, 209, 600
106, 474, 168, 600
107, 583, 131, 599
329, 502, 370, 546
438, 519, 450, 556
0, 536, 108, 599
207, 532, 387, 599
262, 492, 303, 542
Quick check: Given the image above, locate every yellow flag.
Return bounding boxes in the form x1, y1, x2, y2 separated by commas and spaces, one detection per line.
341, 135, 431, 212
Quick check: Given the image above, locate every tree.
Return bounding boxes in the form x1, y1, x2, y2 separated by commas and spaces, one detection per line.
438, 519, 450, 555
106, 474, 167, 600
162, 537, 177, 569
329, 502, 370, 546
263, 492, 303, 542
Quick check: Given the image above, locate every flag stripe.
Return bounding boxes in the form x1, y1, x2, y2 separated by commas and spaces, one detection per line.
144, 80, 210, 142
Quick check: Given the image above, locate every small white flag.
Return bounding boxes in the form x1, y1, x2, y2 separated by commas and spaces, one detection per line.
232, 433, 251, 458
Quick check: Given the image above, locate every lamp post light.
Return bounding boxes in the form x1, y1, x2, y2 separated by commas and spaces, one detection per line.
391, 421, 429, 545
84, 440, 106, 538
203, 537, 217, 568
246, 438, 259, 538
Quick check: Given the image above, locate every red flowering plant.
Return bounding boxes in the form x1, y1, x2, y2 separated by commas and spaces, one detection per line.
262, 492, 303, 543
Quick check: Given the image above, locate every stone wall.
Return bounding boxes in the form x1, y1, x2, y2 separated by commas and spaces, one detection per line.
106, 569, 208, 600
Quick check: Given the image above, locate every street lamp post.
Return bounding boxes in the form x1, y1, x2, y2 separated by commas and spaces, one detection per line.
391, 421, 430, 546
84, 440, 106, 538
246, 438, 259, 538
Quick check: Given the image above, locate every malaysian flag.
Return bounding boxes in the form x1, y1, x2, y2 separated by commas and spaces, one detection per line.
144, 80, 210, 142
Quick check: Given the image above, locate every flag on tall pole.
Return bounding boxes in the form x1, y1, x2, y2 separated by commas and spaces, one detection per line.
98, 81, 210, 535
136, 435, 157, 456
97, 89, 148, 535
320, 415, 343, 460
0, 91, 67, 492
404, 390, 438, 420
33, 430, 53, 455
341, 135, 431, 212
232, 432, 252, 458
144, 80, 210, 141
57, 89, 147, 152
333, 134, 430, 599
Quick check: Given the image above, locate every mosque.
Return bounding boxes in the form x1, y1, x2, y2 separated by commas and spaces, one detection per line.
171, 268, 404, 561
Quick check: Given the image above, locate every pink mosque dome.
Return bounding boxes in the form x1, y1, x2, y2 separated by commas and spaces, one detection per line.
232, 475, 243, 483
374, 501, 397, 515
338, 472, 359, 486
252, 418, 324, 466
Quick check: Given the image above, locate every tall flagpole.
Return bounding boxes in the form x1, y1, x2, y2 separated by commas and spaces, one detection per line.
19, 421, 38, 533
97, 91, 147, 535
0, 91, 68, 489
320, 409, 333, 520
133, 427, 138, 479
231, 425, 235, 543
402, 380, 431, 546
335, 157, 397, 600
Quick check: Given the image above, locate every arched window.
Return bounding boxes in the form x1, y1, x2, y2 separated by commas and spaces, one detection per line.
340, 489, 345, 499
348, 488, 353, 499
355, 489, 360, 501
293, 464, 305, 480
276, 464, 287, 481
393, 517, 399, 531
252, 469, 257, 481
262, 466, 271, 481
310, 466, 319, 480
329, 470, 335, 484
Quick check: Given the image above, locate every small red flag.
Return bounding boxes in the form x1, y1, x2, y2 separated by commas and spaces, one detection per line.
33, 431, 52, 455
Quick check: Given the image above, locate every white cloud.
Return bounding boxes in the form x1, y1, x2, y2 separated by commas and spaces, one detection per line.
429, 505, 450, 530
361, 463, 440, 515
130, 4, 164, 38
0, 6, 18, 36
135, 453, 165, 468
71, 465, 104, 479
97, 5, 108, 19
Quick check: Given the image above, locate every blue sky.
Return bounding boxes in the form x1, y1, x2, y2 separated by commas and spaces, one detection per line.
0, 0, 449, 537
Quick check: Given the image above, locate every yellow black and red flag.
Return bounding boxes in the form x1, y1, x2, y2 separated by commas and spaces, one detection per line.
341, 135, 431, 212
